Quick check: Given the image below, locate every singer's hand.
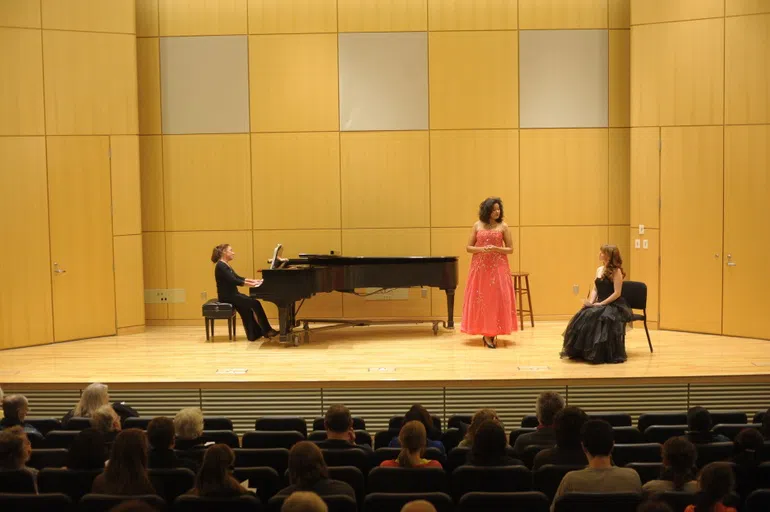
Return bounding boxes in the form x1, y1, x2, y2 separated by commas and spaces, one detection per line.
581, 298, 594, 307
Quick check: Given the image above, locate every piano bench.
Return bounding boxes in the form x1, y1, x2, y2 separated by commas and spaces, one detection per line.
202, 300, 236, 341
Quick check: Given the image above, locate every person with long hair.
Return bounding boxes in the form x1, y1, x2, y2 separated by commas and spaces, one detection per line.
211, 243, 278, 342
274, 442, 355, 500
643, 437, 698, 493
459, 408, 501, 448
91, 429, 155, 495
381, 421, 442, 468
62, 383, 109, 426
0, 426, 38, 491
461, 197, 518, 349
560, 244, 633, 363
684, 462, 737, 512
467, 420, 520, 466
188, 444, 248, 498
388, 404, 444, 453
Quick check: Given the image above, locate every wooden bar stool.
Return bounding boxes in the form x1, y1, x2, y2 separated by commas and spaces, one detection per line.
511, 271, 534, 329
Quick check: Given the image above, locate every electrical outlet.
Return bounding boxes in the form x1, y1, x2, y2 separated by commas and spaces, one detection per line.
144, 289, 168, 304
421, 288, 428, 298
638, 224, 645, 235
643, 239, 649, 249
634, 239, 641, 249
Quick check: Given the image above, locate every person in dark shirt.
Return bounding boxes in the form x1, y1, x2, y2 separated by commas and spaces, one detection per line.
0, 395, 42, 437
513, 391, 565, 455
313, 405, 372, 453
211, 244, 278, 341
274, 442, 355, 501
467, 420, 521, 466
91, 429, 155, 496
147, 416, 198, 472
187, 444, 249, 498
685, 407, 730, 444
533, 406, 589, 469
388, 404, 445, 453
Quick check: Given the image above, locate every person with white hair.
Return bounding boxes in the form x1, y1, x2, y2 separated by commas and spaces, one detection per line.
62, 383, 110, 426
0, 394, 42, 437
173, 407, 206, 451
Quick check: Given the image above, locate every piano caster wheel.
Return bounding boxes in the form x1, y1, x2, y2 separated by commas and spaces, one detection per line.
432, 322, 439, 335
292, 334, 301, 347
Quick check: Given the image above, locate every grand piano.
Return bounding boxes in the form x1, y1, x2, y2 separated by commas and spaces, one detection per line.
249, 253, 458, 345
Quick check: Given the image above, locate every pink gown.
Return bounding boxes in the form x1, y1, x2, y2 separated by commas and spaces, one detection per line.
461, 228, 518, 336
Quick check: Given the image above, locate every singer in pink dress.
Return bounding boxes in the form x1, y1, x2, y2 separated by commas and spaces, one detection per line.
461, 197, 518, 348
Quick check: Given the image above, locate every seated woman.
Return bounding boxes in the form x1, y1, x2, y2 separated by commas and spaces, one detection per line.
67, 428, 107, 470
62, 382, 110, 426
458, 409, 500, 448
91, 429, 155, 495
533, 406, 589, 469
187, 444, 250, 498
173, 407, 207, 451
212, 244, 278, 342
561, 245, 633, 364
388, 404, 445, 454
381, 421, 442, 468
643, 437, 698, 493
274, 441, 355, 501
0, 426, 38, 492
684, 462, 737, 512
467, 420, 521, 466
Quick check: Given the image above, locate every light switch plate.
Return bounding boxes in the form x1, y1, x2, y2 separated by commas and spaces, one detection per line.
634, 239, 641, 249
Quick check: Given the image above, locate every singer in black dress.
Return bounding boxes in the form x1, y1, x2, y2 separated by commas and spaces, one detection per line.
560, 245, 632, 364
212, 244, 277, 341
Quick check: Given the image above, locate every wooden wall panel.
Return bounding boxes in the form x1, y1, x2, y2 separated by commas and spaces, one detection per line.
519, 0, 608, 29
42, 0, 136, 33
0, 137, 53, 349
609, 0, 630, 29
428, 0, 518, 31
609, 128, 630, 226
142, 231, 168, 320
520, 129, 609, 226
137, 37, 162, 135
338, 0, 427, 32
520, 227, 608, 316
114, 235, 145, 328
341, 229, 432, 318
0, 28, 44, 136
628, 227, 659, 323
631, 0, 723, 25
166, 231, 254, 319
608, 226, 631, 278
158, 0, 247, 36
430, 130, 519, 227
247, 0, 337, 33
429, 31, 518, 129
609, 29, 630, 128
631, 19, 724, 127
110, 136, 142, 236
135, 0, 159, 36
725, 14, 770, 125
43, 31, 138, 135
0, 0, 41, 28
630, 127, 659, 228
163, 135, 252, 231
253, 229, 343, 319
340, 132, 429, 229
139, 136, 164, 232
249, 34, 338, 132
252, 133, 340, 230
726, 0, 770, 16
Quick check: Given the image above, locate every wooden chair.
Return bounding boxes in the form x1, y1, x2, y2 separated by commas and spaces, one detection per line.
511, 271, 534, 328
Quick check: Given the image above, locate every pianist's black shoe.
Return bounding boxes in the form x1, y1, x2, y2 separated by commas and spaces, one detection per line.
265, 329, 280, 338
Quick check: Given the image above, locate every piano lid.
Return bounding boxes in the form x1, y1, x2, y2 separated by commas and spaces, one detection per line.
294, 254, 458, 265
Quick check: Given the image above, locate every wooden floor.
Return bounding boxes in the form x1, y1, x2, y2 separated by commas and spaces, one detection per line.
1, 321, 769, 388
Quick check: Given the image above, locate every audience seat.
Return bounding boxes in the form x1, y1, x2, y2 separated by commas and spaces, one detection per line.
553, 492, 642, 512
122, 417, 152, 430
713, 423, 761, 441
234, 448, 290, 475
328, 466, 366, 508
232, 467, 281, 504
753, 411, 765, 425
201, 430, 239, 448
695, 442, 734, 468
173, 494, 262, 512
508, 428, 537, 447
242, 431, 304, 450
26, 430, 46, 449
149, 468, 196, 505
520, 444, 549, 469
532, 465, 585, 500
644, 425, 687, 444
521, 415, 539, 428
25, 418, 62, 436
28, 448, 68, 469
308, 430, 372, 447
0, 469, 37, 493
268, 494, 356, 512
587, 412, 633, 426
613, 426, 645, 444
756, 462, 770, 489
312, 417, 366, 431
746, 489, 770, 512
38, 468, 101, 501
0, 492, 73, 512
63, 417, 91, 431
450, 465, 531, 501
626, 462, 664, 484
254, 417, 307, 437
388, 415, 442, 432
612, 443, 663, 466
373, 429, 400, 450
446, 447, 472, 474
43, 430, 80, 449
457, 491, 550, 512
78, 494, 166, 512
447, 415, 472, 429
367, 467, 449, 494
440, 428, 463, 452
711, 411, 748, 425
363, 492, 453, 512
321, 448, 372, 474
203, 417, 234, 431
638, 413, 687, 433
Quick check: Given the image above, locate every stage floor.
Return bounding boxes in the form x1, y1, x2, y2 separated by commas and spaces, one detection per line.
2, 322, 769, 388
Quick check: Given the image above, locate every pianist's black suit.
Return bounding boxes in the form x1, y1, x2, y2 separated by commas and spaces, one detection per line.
215, 261, 274, 341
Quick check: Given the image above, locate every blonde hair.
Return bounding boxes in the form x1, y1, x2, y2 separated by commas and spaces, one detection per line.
75, 383, 109, 417
90, 405, 119, 433
174, 407, 204, 440
464, 409, 500, 445
281, 491, 328, 512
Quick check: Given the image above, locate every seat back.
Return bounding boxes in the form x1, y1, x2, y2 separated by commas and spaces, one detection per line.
203, 417, 234, 431
553, 492, 642, 512
521, 415, 539, 428
388, 415, 442, 433
26, 430, 46, 448
312, 417, 366, 431
746, 489, 770, 512
713, 423, 760, 441
25, 418, 63, 436
588, 412, 632, 426
0, 492, 73, 512
38, 468, 102, 501
321, 448, 372, 474
78, 494, 166, 512
638, 413, 687, 433
446, 447, 471, 474
611, 443, 663, 466
644, 425, 688, 444
44, 430, 80, 449
63, 417, 91, 431
254, 417, 307, 437
28, 448, 69, 469
363, 492, 454, 512
621, 281, 647, 310
695, 442, 735, 468
508, 428, 537, 446
122, 417, 153, 430
0, 468, 37, 493
533, 465, 585, 500
149, 468, 196, 504
440, 428, 463, 453
373, 429, 400, 450
233, 448, 290, 475
520, 444, 550, 469
450, 465, 531, 501
174, 494, 262, 512
232, 466, 280, 503
201, 430, 240, 448
242, 431, 304, 450
626, 462, 664, 484
328, 466, 366, 508
711, 411, 748, 425
447, 415, 472, 430
458, 491, 550, 512
367, 467, 448, 494
613, 427, 644, 444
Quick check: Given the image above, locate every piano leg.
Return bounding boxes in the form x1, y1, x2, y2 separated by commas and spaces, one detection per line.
277, 305, 293, 342
445, 288, 456, 329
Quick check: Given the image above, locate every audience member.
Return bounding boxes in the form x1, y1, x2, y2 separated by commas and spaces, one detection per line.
90, 405, 121, 451
0, 426, 38, 491
551, 420, 641, 511
67, 428, 107, 470
281, 491, 328, 512
685, 407, 730, 444
760, 408, 770, 439
275, 441, 355, 501
458, 409, 500, 448
147, 416, 198, 472
401, 500, 438, 512
467, 420, 521, 466
314, 404, 372, 453
174, 407, 206, 450
381, 421, 442, 468
514, 391, 565, 454
63, 383, 110, 425
533, 406, 589, 469
643, 437, 698, 493
0, 394, 41, 436
732, 427, 764, 467
187, 444, 249, 498
389, 404, 444, 452
684, 462, 736, 512
91, 429, 155, 495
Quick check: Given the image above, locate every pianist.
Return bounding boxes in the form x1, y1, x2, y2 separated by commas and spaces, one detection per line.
211, 244, 278, 341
